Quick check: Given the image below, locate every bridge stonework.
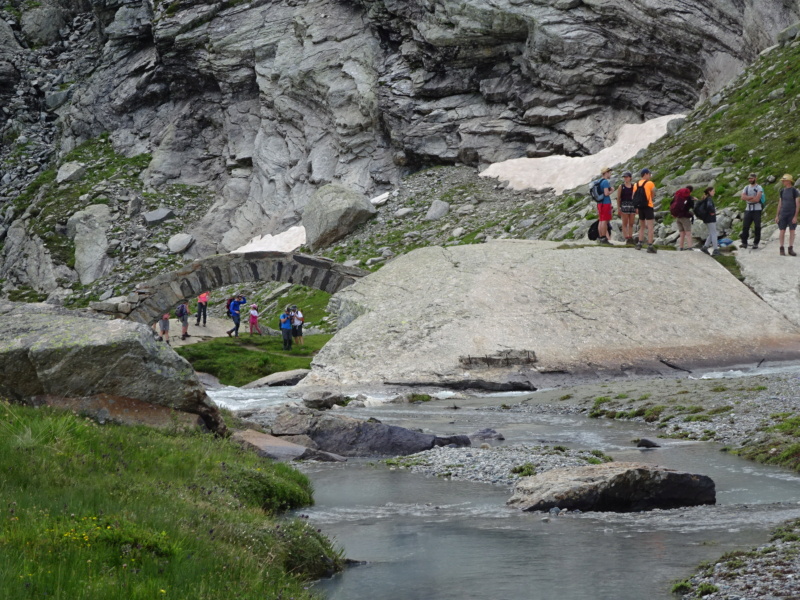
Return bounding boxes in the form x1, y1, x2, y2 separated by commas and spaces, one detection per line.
92, 252, 367, 324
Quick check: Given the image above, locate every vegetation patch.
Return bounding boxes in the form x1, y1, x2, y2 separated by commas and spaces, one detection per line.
510, 463, 536, 477
175, 334, 332, 387
0, 402, 343, 600
733, 415, 800, 472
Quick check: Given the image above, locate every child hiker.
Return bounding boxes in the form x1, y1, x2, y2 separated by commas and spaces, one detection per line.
249, 304, 263, 335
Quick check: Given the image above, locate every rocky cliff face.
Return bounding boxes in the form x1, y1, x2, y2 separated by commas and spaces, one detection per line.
1, 0, 799, 291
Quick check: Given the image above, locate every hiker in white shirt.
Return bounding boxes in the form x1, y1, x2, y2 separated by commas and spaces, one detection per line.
291, 305, 304, 346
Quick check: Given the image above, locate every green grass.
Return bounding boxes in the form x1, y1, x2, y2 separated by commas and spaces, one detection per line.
510, 463, 536, 477
174, 334, 332, 387
0, 402, 343, 600
264, 286, 333, 332
733, 415, 800, 471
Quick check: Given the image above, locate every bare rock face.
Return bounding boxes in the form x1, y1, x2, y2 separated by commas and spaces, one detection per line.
67, 204, 115, 285
302, 240, 800, 390
58, 0, 800, 254
0, 301, 226, 434
507, 462, 716, 512
303, 185, 377, 251
271, 406, 470, 457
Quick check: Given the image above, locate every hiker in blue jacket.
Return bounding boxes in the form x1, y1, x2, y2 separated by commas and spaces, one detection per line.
226, 294, 246, 337
279, 305, 294, 351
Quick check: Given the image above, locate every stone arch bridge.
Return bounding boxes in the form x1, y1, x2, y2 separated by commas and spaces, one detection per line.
91, 252, 368, 324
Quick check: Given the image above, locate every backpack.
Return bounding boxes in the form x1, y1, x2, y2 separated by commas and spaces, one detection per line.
632, 183, 648, 209
176, 304, 187, 318
225, 297, 234, 316
694, 197, 710, 221
670, 188, 690, 217
589, 179, 605, 203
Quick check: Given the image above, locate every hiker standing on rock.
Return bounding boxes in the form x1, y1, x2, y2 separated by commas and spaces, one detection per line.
776, 173, 799, 256
595, 167, 614, 245
291, 304, 304, 346
195, 290, 209, 327
616, 170, 636, 245
280, 305, 293, 351
698, 187, 720, 256
670, 186, 695, 251
176, 299, 191, 341
226, 293, 246, 337
633, 168, 657, 253
740, 173, 764, 250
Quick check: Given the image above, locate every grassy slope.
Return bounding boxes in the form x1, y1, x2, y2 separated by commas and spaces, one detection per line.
175, 334, 332, 386
0, 402, 342, 600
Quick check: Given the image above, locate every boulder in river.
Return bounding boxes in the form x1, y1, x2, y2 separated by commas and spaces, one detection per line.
507, 462, 715, 512
0, 301, 225, 434
271, 406, 470, 457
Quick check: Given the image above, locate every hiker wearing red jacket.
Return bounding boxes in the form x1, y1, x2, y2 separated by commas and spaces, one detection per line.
671, 186, 695, 251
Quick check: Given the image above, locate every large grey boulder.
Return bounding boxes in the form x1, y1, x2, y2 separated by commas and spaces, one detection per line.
507, 462, 716, 512
167, 233, 195, 254
0, 221, 74, 293
271, 406, 470, 457
301, 240, 800, 391
20, 3, 65, 47
303, 185, 377, 250
56, 162, 87, 184
67, 204, 114, 285
424, 200, 451, 221
242, 369, 310, 388
0, 301, 226, 434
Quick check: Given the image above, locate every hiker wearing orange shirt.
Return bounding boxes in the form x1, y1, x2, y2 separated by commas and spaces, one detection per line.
195, 290, 209, 327
633, 168, 657, 254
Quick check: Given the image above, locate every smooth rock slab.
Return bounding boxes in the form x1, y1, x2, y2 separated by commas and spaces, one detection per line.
303, 184, 376, 250
242, 369, 310, 388
271, 406, 470, 457
232, 429, 345, 462
507, 462, 716, 512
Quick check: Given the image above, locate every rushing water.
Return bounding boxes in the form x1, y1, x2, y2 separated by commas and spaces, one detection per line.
209, 384, 800, 600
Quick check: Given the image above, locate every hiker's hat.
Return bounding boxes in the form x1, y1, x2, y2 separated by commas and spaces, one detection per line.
251, 304, 257, 308
640, 168, 651, 175
162, 314, 169, 319
622, 170, 632, 178
748, 172, 758, 179
781, 173, 795, 183
600, 166, 611, 174
291, 305, 297, 309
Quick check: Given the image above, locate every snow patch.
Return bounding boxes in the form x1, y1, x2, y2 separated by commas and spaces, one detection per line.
480, 114, 685, 194
231, 225, 306, 254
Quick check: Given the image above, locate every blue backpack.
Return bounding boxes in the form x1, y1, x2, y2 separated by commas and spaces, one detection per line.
589, 179, 605, 203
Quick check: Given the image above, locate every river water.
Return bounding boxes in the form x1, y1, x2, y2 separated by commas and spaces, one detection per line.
208, 385, 800, 600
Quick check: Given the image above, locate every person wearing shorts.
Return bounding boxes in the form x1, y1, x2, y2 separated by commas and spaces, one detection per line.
616, 170, 636, 244
672, 186, 694, 251
634, 168, 657, 253
596, 167, 613, 244
776, 173, 799, 256
155, 313, 170, 344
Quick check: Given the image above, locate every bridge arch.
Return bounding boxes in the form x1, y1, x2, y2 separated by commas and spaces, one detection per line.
116, 252, 367, 325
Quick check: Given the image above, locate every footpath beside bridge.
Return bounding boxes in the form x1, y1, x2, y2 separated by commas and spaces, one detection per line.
89, 251, 368, 324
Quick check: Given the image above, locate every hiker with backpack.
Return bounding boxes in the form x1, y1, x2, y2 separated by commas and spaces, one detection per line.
226, 293, 247, 337
590, 167, 614, 244
616, 170, 636, 245
740, 173, 764, 250
670, 186, 695, 251
176, 299, 191, 340
697, 187, 720, 256
632, 168, 657, 253
776, 173, 799, 256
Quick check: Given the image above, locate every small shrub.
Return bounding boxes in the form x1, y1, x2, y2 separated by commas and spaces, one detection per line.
671, 580, 692, 594
697, 582, 719, 596
511, 463, 536, 477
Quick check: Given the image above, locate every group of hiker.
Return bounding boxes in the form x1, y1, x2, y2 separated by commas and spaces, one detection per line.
592, 168, 799, 256
153, 290, 305, 346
